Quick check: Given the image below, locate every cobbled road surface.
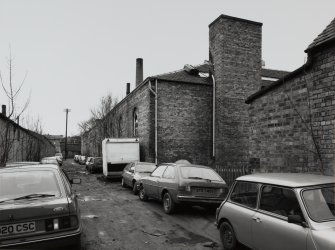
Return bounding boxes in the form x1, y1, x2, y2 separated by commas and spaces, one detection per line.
63, 159, 224, 250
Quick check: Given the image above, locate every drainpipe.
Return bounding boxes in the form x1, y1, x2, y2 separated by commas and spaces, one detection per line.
212, 74, 216, 159
148, 79, 158, 165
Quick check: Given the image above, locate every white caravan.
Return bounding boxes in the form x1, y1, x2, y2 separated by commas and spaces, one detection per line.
102, 138, 140, 178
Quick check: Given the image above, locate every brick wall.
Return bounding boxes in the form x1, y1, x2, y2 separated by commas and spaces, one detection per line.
248, 44, 335, 175
157, 80, 213, 165
209, 15, 262, 169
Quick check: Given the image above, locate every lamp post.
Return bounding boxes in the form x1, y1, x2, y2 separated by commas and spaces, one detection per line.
64, 108, 71, 160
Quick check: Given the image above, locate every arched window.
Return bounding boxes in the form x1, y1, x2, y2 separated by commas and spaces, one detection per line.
118, 116, 122, 137
133, 108, 138, 136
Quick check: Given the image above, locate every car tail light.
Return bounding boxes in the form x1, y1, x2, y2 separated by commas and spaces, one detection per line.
45, 216, 78, 231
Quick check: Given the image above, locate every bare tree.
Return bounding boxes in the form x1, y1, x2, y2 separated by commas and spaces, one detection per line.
78, 93, 118, 156
0, 51, 30, 166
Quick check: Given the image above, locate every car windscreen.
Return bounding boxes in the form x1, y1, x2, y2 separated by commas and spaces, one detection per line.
0, 170, 61, 202
302, 185, 335, 222
136, 164, 156, 173
180, 166, 223, 182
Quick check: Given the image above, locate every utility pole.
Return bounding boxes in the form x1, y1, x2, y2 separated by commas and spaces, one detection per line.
64, 108, 71, 160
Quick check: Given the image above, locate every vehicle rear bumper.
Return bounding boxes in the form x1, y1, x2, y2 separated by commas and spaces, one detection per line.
177, 195, 224, 205
0, 227, 81, 249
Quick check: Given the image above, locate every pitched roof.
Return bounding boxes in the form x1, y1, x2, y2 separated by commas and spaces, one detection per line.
152, 63, 212, 85
305, 17, 335, 53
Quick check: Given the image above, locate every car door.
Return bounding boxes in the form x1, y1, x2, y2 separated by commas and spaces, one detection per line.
224, 181, 259, 248
158, 165, 177, 199
252, 185, 308, 250
145, 165, 167, 199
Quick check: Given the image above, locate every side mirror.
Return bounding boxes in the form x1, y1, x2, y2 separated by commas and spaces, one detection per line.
71, 178, 81, 184
288, 215, 307, 227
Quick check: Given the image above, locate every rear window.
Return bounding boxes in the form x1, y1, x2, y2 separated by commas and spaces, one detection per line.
180, 166, 223, 182
136, 163, 156, 173
0, 170, 61, 201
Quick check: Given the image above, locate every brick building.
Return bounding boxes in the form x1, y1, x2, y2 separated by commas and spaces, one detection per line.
246, 17, 335, 175
82, 14, 334, 175
0, 105, 56, 166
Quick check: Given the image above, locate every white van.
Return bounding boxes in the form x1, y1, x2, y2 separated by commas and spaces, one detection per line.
102, 138, 140, 178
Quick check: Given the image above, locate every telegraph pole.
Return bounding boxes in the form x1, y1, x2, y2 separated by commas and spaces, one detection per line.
64, 108, 71, 160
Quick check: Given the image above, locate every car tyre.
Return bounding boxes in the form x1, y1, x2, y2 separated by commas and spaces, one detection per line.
163, 192, 175, 214
220, 222, 237, 250
139, 186, 148, 201
132, 181, 138, 195
121, 178, 126, 187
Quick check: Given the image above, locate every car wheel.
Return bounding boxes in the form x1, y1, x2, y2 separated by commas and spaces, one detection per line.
220, 222, 237, 250
132, 181, 138, 195
121, 178, 126, 187
139, 186, 148, 201
163, 192, 176, 214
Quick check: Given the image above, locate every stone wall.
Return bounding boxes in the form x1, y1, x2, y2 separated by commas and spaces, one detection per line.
157, 80, 213, 165
248, 44, 335, 175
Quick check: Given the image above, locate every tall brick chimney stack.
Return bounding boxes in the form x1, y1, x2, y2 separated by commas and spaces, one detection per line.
1, 105, 6, 116
126, 82, 130, 95
135, 58, 143, 87
209, 14, 262, 167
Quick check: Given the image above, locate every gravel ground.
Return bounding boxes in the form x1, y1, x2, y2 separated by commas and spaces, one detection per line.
63, 159, 223, 250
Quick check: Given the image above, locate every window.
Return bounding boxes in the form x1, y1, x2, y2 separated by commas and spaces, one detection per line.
163, 166, 175, 179
133, 108, 138, 136
230, 181, 258, 208
151, 165, 167, 177
259, 185, 302, 217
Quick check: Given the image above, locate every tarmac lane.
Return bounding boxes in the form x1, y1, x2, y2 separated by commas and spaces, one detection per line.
63, 159, 222, 250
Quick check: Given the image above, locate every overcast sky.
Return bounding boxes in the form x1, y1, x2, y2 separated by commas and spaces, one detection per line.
0, 0, 334, 136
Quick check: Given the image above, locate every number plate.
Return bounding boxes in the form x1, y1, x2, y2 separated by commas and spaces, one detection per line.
0, 222, 36, 235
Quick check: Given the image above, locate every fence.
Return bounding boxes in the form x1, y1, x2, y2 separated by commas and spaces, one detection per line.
215, 165, 251, 188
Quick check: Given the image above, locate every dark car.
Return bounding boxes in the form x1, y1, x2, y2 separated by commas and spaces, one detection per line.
86, 157, 103, 173
121, 162, 157, 194
138, 162, 227, 214
0, 164, 82, 249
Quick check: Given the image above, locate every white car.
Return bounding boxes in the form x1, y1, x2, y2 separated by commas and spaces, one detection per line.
216, 173, 335, 250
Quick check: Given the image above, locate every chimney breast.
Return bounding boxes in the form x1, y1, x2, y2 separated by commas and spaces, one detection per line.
1, 105, 6, 116
126, 83, 130, 95
136, 58, 143, 87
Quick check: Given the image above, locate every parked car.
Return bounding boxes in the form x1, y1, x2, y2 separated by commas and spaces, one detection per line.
55, 153, 63, 166
85, 157, 93, 169
138, 162, 227, 214
0, 164, 82, 249
122, 161, 157, 194
79, 155, 87, 165
86, 157, 103, 173
74, 155, 80, 162
216, 173, 335, 250
40, 157, 61, 166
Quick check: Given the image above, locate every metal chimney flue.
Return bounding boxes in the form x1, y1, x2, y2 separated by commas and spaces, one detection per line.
136, 58, 143, 87
1, 105, 6, 116
126, 83, 130, 95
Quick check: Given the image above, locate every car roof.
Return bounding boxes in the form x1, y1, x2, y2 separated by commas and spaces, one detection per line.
1, 163, 60, 171
236, 173, 335, 187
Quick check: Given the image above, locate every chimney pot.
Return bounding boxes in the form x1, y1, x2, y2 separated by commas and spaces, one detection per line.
1, 105, 6, 116
136, 58, 143, 87
126, 83, 130, 95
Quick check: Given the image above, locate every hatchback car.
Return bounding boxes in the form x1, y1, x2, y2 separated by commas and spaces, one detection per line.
0, 164, 82, 249
121, 161, 156, 194
216, 173, 335, 250
86, 157, 103, 173
138, 162, 227, 214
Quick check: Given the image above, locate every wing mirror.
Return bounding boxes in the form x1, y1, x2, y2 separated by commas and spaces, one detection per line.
288, 214, 308, 227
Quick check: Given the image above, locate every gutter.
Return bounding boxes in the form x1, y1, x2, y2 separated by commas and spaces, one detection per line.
148, 79, 158, 165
